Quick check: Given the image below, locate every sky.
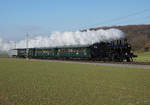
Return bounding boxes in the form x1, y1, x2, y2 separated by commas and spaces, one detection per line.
0, 0, 150, 41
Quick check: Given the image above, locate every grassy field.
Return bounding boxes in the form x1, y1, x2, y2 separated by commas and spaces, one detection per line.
134, 52, 150, 62
0, 53, 9, 57
0, 58, 150, 105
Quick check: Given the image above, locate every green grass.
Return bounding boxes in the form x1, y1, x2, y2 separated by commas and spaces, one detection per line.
0, 58, 150, 105
0, 53, 9, 57
134, 52, 150, 62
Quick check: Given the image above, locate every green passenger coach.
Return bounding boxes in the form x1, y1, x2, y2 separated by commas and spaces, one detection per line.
34, 48, 56, 58
55, 46, 91, 59
15, 45, 92, 59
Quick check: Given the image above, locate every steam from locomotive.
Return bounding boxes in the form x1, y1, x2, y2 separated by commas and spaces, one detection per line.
0, 28, 124, 52
0, 37, 13, 52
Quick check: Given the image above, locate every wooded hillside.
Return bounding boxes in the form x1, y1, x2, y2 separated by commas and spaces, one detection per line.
85, 24, 150, 51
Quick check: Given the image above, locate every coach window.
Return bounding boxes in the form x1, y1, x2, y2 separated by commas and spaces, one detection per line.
60, 49, 62, 52
70, 49, 73, 52
74, 49, 76, 52
83, 49, 86, 52
46, 49, 49, 53
20, 50, 24, 53
75, 49, 77, 52
79, 49, 81, 52
43, 50, 45, 53
48, 49, 51, 53
82, 49, 84, 52
61, 49, 63, 52
38, 49, 42, 53
73, 49, 75, 52
41, 49, 44, 53
65, 49, 68, 52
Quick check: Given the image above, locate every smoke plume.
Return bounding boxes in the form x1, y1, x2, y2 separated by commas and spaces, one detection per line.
0, 37, 14, 52
0, 28, 125, 52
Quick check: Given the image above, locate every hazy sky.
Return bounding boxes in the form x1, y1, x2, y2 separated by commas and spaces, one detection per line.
0, 0, 150, 41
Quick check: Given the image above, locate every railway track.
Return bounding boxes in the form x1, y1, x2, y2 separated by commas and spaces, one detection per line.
2, 57, 150, 69
29, 58, 150, 69
30, 58, 150, 65
3, 57, 150, 65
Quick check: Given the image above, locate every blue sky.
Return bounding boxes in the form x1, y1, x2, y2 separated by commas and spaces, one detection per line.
0, 0, 150, 41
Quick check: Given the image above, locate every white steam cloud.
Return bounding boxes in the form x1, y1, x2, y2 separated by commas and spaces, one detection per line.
0, 38, 14, 52
0, 28, 125, 52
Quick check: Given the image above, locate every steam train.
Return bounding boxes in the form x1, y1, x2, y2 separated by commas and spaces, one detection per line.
11, 38, 137, 62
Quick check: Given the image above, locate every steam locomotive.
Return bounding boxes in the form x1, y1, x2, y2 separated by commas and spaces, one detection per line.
11, 38, 137, 62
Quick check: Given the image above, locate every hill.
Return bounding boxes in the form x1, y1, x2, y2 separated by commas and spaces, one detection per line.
82, 24, 150, 51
